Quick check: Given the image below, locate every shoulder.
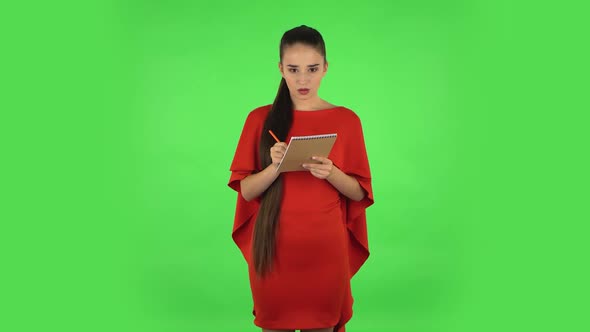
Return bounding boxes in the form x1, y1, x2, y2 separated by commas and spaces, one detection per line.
333, 106, 362, 125
246, 104, 272, 122
238, 104, 271, 131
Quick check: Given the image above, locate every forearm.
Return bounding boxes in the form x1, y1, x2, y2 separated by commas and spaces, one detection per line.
240, 164, 280, 201
327, 167, 365, 201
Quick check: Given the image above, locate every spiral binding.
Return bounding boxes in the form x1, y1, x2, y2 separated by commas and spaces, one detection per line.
291, 133, 337, 141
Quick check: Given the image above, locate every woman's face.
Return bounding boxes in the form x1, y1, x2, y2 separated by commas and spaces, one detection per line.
279, 43, 327, 104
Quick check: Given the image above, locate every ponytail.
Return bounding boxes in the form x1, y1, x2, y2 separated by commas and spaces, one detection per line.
252, 78, 293, 276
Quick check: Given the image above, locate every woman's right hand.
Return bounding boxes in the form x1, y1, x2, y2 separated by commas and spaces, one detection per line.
270, 142, 287, 165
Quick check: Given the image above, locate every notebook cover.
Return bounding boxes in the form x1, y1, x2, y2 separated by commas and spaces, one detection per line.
276, 134, 337, 173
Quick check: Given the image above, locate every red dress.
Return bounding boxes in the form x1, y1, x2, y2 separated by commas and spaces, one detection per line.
228, 105, 374, 331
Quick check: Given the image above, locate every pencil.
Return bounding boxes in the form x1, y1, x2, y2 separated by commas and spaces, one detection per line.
268, 130, 280, 143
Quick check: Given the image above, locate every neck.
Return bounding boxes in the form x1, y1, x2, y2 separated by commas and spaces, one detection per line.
292, 96, 324, 111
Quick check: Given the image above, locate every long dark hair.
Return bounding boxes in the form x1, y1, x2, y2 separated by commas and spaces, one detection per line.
252, 25, 327, 277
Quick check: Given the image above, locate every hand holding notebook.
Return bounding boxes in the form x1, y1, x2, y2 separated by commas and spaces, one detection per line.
270, 132, 338, 173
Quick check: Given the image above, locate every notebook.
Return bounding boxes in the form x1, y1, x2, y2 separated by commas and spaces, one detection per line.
276, 133, 337, 173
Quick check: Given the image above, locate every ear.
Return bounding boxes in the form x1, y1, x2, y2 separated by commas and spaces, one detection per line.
323, 61, 328, 75
279, 62, 285, 78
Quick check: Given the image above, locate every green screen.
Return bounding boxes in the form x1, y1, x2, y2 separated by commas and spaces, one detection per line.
2, 1, 587, 332
127, 3, 468, 331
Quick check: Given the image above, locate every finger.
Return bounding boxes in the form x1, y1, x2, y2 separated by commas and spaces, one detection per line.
303, 163, 330, 171
311, 156, 332, 164
270, 147, 286, 155
309, 168, 329, 178
272, 147, 286, 154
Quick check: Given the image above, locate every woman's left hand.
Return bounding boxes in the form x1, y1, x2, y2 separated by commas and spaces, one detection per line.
302, 156, 335, 180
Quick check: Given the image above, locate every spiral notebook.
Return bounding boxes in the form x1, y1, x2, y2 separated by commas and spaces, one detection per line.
276, 133, 337, 173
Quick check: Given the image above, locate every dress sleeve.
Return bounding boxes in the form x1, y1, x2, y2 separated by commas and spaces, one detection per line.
339, 115, 374, 277
228, 111, 263, 263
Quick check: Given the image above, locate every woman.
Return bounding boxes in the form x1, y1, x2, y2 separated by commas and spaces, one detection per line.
228, 25, 374, 332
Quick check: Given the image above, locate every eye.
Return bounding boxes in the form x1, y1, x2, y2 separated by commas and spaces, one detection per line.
309, 67, 319, 73
288, 68, 297, 73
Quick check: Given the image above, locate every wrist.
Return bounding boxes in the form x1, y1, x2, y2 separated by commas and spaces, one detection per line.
266, 163, 280, 177
326, 165, 340, 181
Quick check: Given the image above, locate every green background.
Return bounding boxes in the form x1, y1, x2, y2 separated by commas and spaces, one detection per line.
2, 1, 588, 332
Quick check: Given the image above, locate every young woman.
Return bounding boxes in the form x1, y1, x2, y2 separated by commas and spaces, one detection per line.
228, 25, 374, 332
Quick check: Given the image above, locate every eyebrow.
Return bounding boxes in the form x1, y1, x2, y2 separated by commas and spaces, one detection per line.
286, 64, 320, 68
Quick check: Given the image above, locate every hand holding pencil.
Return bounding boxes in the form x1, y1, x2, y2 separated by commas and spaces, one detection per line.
268, 130, 287, 166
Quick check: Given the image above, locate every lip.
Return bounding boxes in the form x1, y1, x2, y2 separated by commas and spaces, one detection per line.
297, 88, 310, 95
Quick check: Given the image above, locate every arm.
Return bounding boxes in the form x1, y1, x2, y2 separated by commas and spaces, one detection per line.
239, 141, 287, 202
240, 164, 280, 201
326, 166, 366, 201
303, 156, 366, 201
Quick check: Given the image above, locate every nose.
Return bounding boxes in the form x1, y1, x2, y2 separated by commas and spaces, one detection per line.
296, 71, 310, 84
